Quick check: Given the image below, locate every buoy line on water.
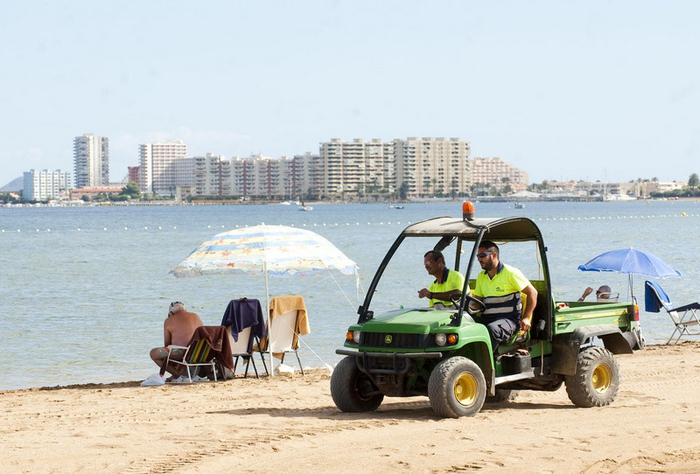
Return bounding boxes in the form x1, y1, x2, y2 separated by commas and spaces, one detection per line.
2, 213, 699, 235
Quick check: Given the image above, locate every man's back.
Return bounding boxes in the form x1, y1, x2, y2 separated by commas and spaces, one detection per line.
165, 310, 204, 346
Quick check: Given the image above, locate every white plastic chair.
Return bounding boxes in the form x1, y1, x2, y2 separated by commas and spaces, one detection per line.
227, 326, 267, 378
260, 309, 305, 375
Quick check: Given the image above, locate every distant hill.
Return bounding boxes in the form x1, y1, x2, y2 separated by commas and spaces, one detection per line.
0, 177, 22, 192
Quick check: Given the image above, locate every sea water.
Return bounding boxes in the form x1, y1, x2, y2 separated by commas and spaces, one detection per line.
1, 200, 699, 391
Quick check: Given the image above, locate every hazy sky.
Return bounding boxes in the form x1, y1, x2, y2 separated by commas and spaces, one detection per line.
2, 1, 698, 187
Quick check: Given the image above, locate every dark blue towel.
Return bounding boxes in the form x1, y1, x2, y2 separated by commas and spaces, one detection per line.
221, 298, 267, 352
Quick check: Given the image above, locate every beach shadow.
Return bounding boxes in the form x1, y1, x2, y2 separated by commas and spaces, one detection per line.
207, 397, 573, 421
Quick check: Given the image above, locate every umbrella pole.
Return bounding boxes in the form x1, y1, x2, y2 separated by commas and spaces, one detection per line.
264, 261, 273, 377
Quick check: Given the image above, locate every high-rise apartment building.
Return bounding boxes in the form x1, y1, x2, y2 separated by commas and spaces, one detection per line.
192, 153, 321, 200
194, 153, 231, 196
73, 134, 109, 188
139, 140, 191, 195
470, 157, 529, 192
23, 169, 72, 201
395, 137, 470, 198
284, 152, 321, 199
320, 138, 396, 197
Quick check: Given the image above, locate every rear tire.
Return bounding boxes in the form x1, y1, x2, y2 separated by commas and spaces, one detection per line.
428, 357, 486, 418
331, 357, 384, 412
565, 346, 620, 407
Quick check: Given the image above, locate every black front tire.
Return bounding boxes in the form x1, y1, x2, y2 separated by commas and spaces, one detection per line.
565, 346, 620, 407
428, 357, 487, 418
331, 356, 384, 412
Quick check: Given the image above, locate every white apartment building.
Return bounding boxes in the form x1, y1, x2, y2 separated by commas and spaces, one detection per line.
320, 138, 396, 197
194, 153, 231, 196
23, 169, 72, 201
470, 157, 529, 192
193, 153, 322, 199
73, 134, 109, 188
230, 155, 283, 198
139, 140, 191, 195
395, 137, 470, 198
284, 152, 321, 199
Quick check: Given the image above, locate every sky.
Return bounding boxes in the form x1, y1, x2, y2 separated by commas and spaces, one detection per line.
1, 1, 699, 187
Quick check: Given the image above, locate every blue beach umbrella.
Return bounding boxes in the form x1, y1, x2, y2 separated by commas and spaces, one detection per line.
578, 247, 681, 301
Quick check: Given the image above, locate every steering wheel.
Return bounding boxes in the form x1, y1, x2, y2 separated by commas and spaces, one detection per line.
462, 293, 486, 316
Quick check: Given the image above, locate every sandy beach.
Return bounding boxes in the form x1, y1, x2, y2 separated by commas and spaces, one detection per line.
3, 342, 700, 474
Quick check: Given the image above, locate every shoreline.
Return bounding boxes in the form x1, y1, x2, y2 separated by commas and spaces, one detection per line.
4, 342, 700, 473
4, 196, 700, 209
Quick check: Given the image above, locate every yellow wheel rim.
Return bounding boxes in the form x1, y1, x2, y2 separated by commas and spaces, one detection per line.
591, 364, 612, 393
454, 372, 478, 407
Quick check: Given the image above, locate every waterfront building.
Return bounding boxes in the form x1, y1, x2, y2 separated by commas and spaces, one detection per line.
470, 157, 528, 193
69, 185, 123, 201
73, 134, 109, 188
23, 169, 72, 201
395, 137, 469, 198
285, 152, 322, 199
320, 138, 396, 198
127, 166, 141, 187
230, 155, 282, 198
194, 153, 231, 197
139, 140, 192, 195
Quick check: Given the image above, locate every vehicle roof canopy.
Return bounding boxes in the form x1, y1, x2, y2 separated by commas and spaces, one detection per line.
401, 216, 543, 242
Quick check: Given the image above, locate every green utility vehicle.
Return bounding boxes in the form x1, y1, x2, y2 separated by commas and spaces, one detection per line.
331, 202, 645, 418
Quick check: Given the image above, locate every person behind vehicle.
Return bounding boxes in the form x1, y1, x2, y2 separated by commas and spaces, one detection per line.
149, 301, 204, 379
578, 285, 613, 302
418, 250, 465, 307
472, 240, 538, 349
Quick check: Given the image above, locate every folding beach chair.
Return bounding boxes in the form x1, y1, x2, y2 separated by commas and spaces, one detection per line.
166, 339, 218, 382
165, 326, 234, 382
221, 298, 268, 378
644, 280, 700, 344
257, 295, 310, 375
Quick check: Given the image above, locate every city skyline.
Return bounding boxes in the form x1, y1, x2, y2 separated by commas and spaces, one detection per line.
1, 2, 699, 187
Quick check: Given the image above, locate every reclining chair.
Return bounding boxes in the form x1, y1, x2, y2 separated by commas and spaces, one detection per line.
644, 280, 700, 344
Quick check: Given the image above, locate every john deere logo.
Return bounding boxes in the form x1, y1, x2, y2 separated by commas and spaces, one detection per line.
384, 334, 393, 344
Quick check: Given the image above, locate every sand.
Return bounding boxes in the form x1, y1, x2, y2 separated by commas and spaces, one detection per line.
3, 342, 700, 474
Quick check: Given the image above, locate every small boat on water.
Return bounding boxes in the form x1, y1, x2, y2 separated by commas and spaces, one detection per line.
389, 205, 405, 209
298, 199, 313, 211
514, 202, 525, 209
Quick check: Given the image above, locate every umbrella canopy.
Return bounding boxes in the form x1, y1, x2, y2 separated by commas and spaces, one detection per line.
577, 247, 681, 303
577, 248, 681, 279
171, 224, 358, 279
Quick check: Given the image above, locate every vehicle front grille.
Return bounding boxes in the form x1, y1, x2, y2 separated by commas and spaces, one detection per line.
360, 332, 431, 349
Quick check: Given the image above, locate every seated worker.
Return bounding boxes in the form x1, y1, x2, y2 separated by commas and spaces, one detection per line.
472, 240, 538, 350
418, 250, 465, 307
578, 285, 614, 302
149, 301, 204, 380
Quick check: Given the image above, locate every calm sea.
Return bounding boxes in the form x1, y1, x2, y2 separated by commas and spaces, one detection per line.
1, 200, 699, 391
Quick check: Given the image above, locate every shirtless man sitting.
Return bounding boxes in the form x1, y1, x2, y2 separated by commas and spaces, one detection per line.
149, 301, 203, 379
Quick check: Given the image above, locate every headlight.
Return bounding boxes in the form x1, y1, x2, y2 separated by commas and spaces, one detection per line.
353, 330, 361, 344
435, 333, 447, 346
